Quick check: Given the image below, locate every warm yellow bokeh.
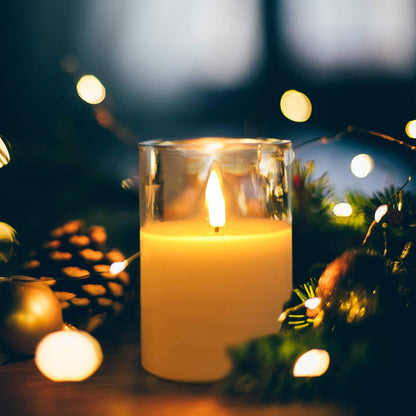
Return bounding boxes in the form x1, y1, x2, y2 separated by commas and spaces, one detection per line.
374, 204, 388, 223
76, 75, 106, 105
405, 120, 416, 139
293, 349, 330, 377
280, 89, 312, 122
35, 330, 103, 381
350, 154, 374, 178
333, 202, 353, 217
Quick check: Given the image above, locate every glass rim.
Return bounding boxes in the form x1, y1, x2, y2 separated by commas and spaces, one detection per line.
138, 137, 292, 149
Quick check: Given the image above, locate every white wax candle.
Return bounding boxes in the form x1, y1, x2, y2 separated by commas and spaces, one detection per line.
140, 219, 292, 382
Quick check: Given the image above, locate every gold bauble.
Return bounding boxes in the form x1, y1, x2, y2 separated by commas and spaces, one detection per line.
0, 276, 64, 356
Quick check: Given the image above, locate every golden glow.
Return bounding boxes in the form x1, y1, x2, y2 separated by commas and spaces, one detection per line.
350, 154, 374, 178
374, 204, 388, 223
110, 260, 128, 275
280, 89, 312, 122
205, 168, 226, 227
405, 120, 416, 139
0, 136, 10, 168
305, 297, 321, 309
76, 75, 106, 105
293, 349, 330, 377
333, 203, 353, 217
35, 330, 103, 381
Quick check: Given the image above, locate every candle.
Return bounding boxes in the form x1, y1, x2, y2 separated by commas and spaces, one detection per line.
141, 219, 292, 382
139, 138, 293, 382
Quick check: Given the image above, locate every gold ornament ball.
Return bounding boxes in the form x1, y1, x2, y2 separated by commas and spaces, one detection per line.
0, 276, 64, 356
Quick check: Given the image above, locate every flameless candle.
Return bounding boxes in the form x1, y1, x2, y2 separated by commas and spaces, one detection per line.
139, 138, 293, 382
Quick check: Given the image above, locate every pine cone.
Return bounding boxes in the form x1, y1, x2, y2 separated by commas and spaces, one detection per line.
21, 220, 133, 332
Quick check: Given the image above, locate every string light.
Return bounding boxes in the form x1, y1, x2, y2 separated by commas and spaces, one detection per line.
304, 297, 321, 310
109, 251, 140, 275
374, 204, 388, 223
333, 203, 353, 217
76, 75, 106, 105
350, 154, 374, 178
293, 349, 330, 377
38, 251, 141, 282
280, 89, 312, 122
35, 330, 103, 381
278, 297, 321, 322
405, 120, 416, 139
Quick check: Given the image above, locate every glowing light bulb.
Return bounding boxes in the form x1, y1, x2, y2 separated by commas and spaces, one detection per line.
293, 349, 330, 377
350, 154, 374, 178
280, 89, 312, 122
333, 203, 353, 217
206, 168, 226, 228
374, 204, 388, 223
76, 75, 106, 105
35, 330, 103, 381
405, 120, 416, 139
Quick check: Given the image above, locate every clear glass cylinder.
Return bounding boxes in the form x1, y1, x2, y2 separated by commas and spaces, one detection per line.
138, 137, 293, 382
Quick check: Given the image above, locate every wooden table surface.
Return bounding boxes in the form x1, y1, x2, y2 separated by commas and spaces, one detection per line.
0, 313, 356, 416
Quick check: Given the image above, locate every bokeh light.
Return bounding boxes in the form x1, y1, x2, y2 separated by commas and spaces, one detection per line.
280, 89, 312, 122
305, 297, 321, 310
350, 154, 374, 178
293, 349, 330, 377
333, 202, 353, 217
76, 75, 106, 105
405, 120, 416, 138
35, 330, 103, 381
374, 204, 388, 223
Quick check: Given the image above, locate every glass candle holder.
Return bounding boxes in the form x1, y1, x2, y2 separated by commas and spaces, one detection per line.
138, 138, 293, 382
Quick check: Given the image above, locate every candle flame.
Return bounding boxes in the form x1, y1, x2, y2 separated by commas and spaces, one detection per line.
205, 168, 226, 228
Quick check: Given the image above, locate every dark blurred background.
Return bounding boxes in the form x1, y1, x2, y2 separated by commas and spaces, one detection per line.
0, 0, 415, 262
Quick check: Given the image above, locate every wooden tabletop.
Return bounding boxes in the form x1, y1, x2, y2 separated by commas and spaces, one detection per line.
0, 313, 355, 416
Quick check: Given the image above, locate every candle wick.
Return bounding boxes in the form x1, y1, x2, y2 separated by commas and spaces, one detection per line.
214, 226, 220, 233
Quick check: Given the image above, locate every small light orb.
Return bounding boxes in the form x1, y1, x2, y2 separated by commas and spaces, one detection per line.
305, 297, 321, 310
280, 89, 312, 122
333, 202, 353, 217
76, 75, 106, 105
350, 154, 374, 178
35, 330, 103, 381
293, 349, 330, 377
374, 204, 388, 223
109, 260, 127, 275
405, 120, 416, 139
